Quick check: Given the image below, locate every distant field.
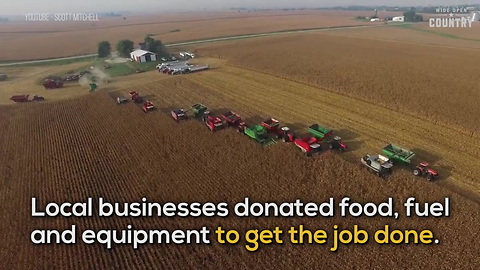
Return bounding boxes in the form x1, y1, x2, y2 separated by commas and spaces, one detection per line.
0, 10, 404, 61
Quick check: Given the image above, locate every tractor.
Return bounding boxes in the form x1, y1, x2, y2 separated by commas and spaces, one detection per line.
328, 136, 347, 152
294, 137, 322, 157
413, 162, 439, 181
275, 126, 295, 142
143, 101, 154, 113
202, 111, 224, 131
222, 111, 245, 127
89, 83, 98, 92
191, 104, 208, 118
171, 109, 189, 122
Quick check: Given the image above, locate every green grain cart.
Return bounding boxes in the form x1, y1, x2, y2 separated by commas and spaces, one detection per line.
382, 144, 415, 164
308, 124, 333, 141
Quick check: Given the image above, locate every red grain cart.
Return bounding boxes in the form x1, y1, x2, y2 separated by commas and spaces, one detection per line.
10, 95, 30, 102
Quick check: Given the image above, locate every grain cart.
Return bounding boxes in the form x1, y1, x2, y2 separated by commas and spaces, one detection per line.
171, 109, 189, 122
143, 101, 154, 113
129, 91, 143, 103
238, 124, 276, 146
222, 111, 245, 127
308, 124, 347, 151
294, 137, 322, 156
413, 162, 439, 181
361, 154, 393, 178
10, 95, 30, 102
261, 118, 280, 132
43, 79, 63, 89
202, 111, 224, 131
191, 104, 208, 118
382, 144, 415, 164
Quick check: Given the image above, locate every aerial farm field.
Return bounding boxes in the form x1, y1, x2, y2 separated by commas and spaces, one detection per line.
0, 10, 404, 60
0, 91, 478, 269
0, 12, 479, 269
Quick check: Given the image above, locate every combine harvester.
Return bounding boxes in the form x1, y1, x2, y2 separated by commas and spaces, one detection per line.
117, 96, 128, 104
238, 124, 276, 147
361, 154, 393, 178
294, 136, 322, 157
308, 124, 347, 151
191, 104, 208, 118
202, 111, 224, 131
143, 101, 154, 113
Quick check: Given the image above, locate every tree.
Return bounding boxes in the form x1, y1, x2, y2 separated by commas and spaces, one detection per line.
403, 9, 423, 22
144, 36, 168, 57
116, 40, 134, 58
97, 41, 111, 58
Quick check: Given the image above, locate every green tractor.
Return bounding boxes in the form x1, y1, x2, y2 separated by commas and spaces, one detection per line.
191, 103, 208, 118
238, 124, 276, 147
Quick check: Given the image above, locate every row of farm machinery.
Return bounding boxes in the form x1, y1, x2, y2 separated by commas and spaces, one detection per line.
116, 94, 439, 181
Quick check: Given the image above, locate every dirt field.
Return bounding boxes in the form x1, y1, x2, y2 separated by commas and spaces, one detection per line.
0, 91, 478, 269
0, 10, 404, 61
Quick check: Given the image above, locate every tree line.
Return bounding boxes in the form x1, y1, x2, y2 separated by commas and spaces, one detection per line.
97, 36, 168, 58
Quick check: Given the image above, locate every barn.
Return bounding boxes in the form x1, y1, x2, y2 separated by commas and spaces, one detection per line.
130, 50, 157, 63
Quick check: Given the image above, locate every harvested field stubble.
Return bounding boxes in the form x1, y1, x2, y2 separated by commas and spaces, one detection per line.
0, 93, 478, 269
197, 34, 480, 132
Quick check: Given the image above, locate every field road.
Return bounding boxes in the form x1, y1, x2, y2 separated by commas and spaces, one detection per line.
0, 23, 412, 67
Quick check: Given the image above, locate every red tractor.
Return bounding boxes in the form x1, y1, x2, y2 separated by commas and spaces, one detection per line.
222, 111, 245, 127
274, 127, 295, 142
202, 111, 224, 131
43, 79, 63, 89
143, 101, 154, 113
294, 136, 322, 157
328, 136, 347, 152
171, 109, 189, 122
413, 162, 439, 181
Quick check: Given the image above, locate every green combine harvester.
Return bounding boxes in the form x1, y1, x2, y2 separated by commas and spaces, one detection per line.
240, 124, 276, 147
382, 144, 415, 164
89, 83, 97, 92
191, 104, 208, 118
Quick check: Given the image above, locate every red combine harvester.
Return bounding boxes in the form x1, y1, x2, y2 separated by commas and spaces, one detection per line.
143, 101, 154, 113
171, 109, 189, 122
202, 111, 224, 131
43, 79, 63, 89
222, 111, 245, 127
294, 136, 322, 157
129, 91, 143, 103
10, 95, 45, 103
413, 162, 439, 181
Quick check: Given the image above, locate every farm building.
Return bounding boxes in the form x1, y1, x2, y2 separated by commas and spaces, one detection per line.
130, 50, 157, 63
392, 16, 405, 22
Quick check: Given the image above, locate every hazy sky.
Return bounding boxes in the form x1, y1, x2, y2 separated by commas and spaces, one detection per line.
0, 0, 476, 15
